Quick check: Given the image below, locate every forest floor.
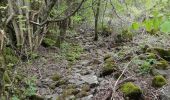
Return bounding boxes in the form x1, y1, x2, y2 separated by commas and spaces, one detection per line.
18, 29, 170, 100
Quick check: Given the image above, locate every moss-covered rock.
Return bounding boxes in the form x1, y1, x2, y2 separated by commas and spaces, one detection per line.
56, 79, 67, 87
104, 54, 112, 61
120, 82, 142, 99
100, 57, 117, 76
100, 58, 117, 76
81, 84, 90, 92
62, 88, 79, 96
76, 91, 88, 98
120, 29, 133, 41
42, 38, 56, 47
152, 75, 167, 88
66, 84, 77, 89
99, 25, 112, 37
28, 95, 44, 100
146, 48, 170, 61
146, 53, 157, 59
155, 60, 169, 70
51, 73, 61, 81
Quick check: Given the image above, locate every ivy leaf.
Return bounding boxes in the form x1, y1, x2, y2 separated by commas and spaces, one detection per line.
160, 20, 170, 33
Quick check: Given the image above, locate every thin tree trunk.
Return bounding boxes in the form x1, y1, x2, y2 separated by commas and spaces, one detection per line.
94, 0, 101, 41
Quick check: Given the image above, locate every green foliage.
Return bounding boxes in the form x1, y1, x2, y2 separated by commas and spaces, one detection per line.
24, 77, 37, 97
131, 22, 140, 30
42, 38, 56, 47
139, 61, 152, 74
3, 47, 19, 64
60, 42, 83, 63
11, 96, 20, 100
160, 20, 170, 33
72, 14, 83, 23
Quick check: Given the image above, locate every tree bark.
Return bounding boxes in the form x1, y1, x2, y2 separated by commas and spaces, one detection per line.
94, 0, 101, 41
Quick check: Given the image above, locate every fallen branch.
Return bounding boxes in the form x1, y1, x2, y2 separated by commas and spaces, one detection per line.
111, 56, 138, 99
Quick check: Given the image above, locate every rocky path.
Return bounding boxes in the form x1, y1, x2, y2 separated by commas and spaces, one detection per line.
22, 32, 170, 100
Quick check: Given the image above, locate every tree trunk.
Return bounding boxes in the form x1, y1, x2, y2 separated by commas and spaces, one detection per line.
94, 0, 101, 41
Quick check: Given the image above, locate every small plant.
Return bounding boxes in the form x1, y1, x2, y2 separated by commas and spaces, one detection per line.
24, 77, 37, 97
139, 61, 152, 74
60, 42, 83, 63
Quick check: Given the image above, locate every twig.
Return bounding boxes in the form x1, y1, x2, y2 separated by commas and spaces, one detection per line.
111, 56, 137, 99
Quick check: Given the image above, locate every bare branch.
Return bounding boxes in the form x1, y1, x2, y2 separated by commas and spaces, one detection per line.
30, 0, 86, 26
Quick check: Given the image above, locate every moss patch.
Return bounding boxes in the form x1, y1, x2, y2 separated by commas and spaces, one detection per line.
152, 75, 167, 88
146, 48, 170, 61
146, 53, 157, 59
51, 73, 61, 81
155, 60, 169, 70
81, 84, 90, 92
120, 82, 142, 99
100, 58, 117, 76
76, 91, 88, 98
62, 88, 79, 97
104, 54, 112, 61
42, 38, 56, 47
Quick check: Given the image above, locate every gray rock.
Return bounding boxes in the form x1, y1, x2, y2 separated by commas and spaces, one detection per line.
81, 95, 93, 100
152, 69, 170, 79
66, 95, 76, 100
81, 75, 99, 87
160, 86, 170, 100
91, 59, 102, 65
80, 60, 90, 66
68, 79, 85, 85
45, 93, 58, 100
152, 69, 169, 77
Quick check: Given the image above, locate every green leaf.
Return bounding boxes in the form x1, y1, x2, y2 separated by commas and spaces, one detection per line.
153, 17, 162, 30
132, 22, 140, 30
160, 20, 170, 33
143, 19, 153, 32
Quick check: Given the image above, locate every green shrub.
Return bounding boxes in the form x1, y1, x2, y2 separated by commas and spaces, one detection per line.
42, 38, 56, 47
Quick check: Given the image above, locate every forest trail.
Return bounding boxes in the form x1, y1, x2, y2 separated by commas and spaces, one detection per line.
19, 31, 170, 100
